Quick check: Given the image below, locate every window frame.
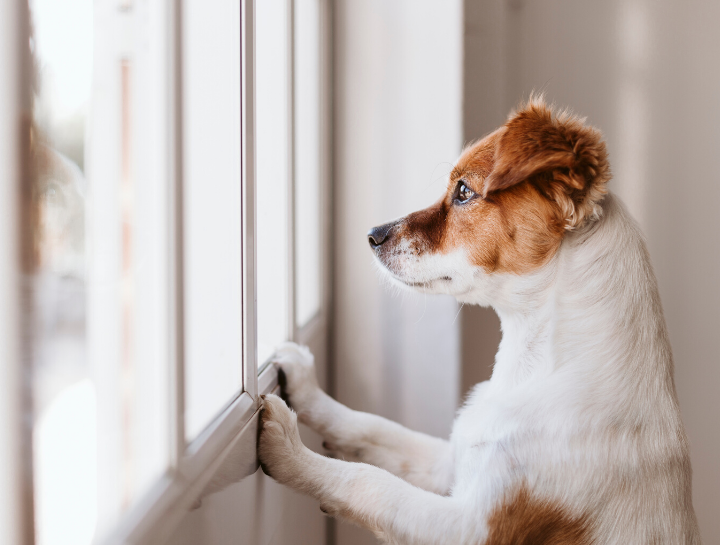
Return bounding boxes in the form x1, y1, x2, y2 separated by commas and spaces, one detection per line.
100, 0, 269, 542
97, 0, 332, 542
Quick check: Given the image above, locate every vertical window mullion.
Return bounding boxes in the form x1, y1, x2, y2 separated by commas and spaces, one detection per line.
168, 0, 186, 468
242, 0, 259, 399
288, 0, 297, 342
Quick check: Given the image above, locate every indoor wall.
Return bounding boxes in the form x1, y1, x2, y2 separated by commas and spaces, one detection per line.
332, 1, 464, 544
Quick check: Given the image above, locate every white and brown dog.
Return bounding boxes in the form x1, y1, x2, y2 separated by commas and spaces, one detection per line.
257, 98, 701, 544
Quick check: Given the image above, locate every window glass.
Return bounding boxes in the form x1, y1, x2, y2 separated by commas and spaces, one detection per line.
294, 0, 322, 327
29, 0, 170, 541
256, 0, 291, 366
182, 0, 243, 441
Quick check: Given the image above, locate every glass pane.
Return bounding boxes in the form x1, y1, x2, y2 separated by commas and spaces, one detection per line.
182, 0, 243, 441
256, 0, 291, 366
294, 0, 322, 327
29, 0, 170, 541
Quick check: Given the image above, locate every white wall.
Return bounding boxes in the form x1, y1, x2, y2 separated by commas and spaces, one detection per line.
463, 0, 720, 541
332, 1, 463, 543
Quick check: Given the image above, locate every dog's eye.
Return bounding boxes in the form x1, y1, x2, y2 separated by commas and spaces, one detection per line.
455, 181, 475, 204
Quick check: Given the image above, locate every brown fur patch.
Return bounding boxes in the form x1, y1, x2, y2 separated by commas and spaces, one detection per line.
484, 96, 610, 230
485, 485, 592, 545
380, 98, 611, 275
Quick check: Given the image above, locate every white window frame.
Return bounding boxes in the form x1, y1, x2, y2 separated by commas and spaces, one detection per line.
101, 0, 272, 542
92, 0, 332, 543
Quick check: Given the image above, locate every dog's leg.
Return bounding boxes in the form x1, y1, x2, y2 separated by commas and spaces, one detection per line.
271, 343, 454, 495
258, 394, 468, 545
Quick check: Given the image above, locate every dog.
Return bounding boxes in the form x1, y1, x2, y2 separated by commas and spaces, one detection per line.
257, 97, 701, 544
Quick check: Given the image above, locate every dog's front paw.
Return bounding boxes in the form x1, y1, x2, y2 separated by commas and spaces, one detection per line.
272, 342, 320, 412
257, 394, 307, 485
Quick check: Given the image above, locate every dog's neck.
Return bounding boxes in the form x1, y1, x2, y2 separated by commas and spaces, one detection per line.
484, 193, 675, 394
488, 266, 559, 390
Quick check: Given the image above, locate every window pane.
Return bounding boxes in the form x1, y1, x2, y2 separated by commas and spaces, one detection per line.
29, 0, 170, 541
182, 0, 243, 441
294, 0, 322, 327
256, 0, 291, 366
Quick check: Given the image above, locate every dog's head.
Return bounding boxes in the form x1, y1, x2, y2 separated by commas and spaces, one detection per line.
369, 97, 610, 301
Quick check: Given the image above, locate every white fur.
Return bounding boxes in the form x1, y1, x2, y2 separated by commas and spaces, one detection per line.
257, 193, 701, 544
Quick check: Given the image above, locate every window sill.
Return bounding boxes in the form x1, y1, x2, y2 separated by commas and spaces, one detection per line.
103, 363, 279, 545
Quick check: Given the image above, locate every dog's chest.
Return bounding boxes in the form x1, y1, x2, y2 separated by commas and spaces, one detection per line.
453, 381, 523, 443
450, 386, 529, 491
449, 380, 574, 500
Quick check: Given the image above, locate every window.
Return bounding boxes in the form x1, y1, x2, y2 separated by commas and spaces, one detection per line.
294, 0, 323, 328
256, 0, 292, 367
255, 0, 325, 366
182, 0, 244, 442
8, 0, 331, 543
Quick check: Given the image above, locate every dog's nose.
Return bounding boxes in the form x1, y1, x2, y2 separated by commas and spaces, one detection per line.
368, 222, 396, 249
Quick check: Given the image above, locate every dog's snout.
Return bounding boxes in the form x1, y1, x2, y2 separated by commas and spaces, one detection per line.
368, 221, 397, 249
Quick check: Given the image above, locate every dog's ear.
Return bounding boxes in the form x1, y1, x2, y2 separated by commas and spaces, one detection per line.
484, 97, 611, 229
